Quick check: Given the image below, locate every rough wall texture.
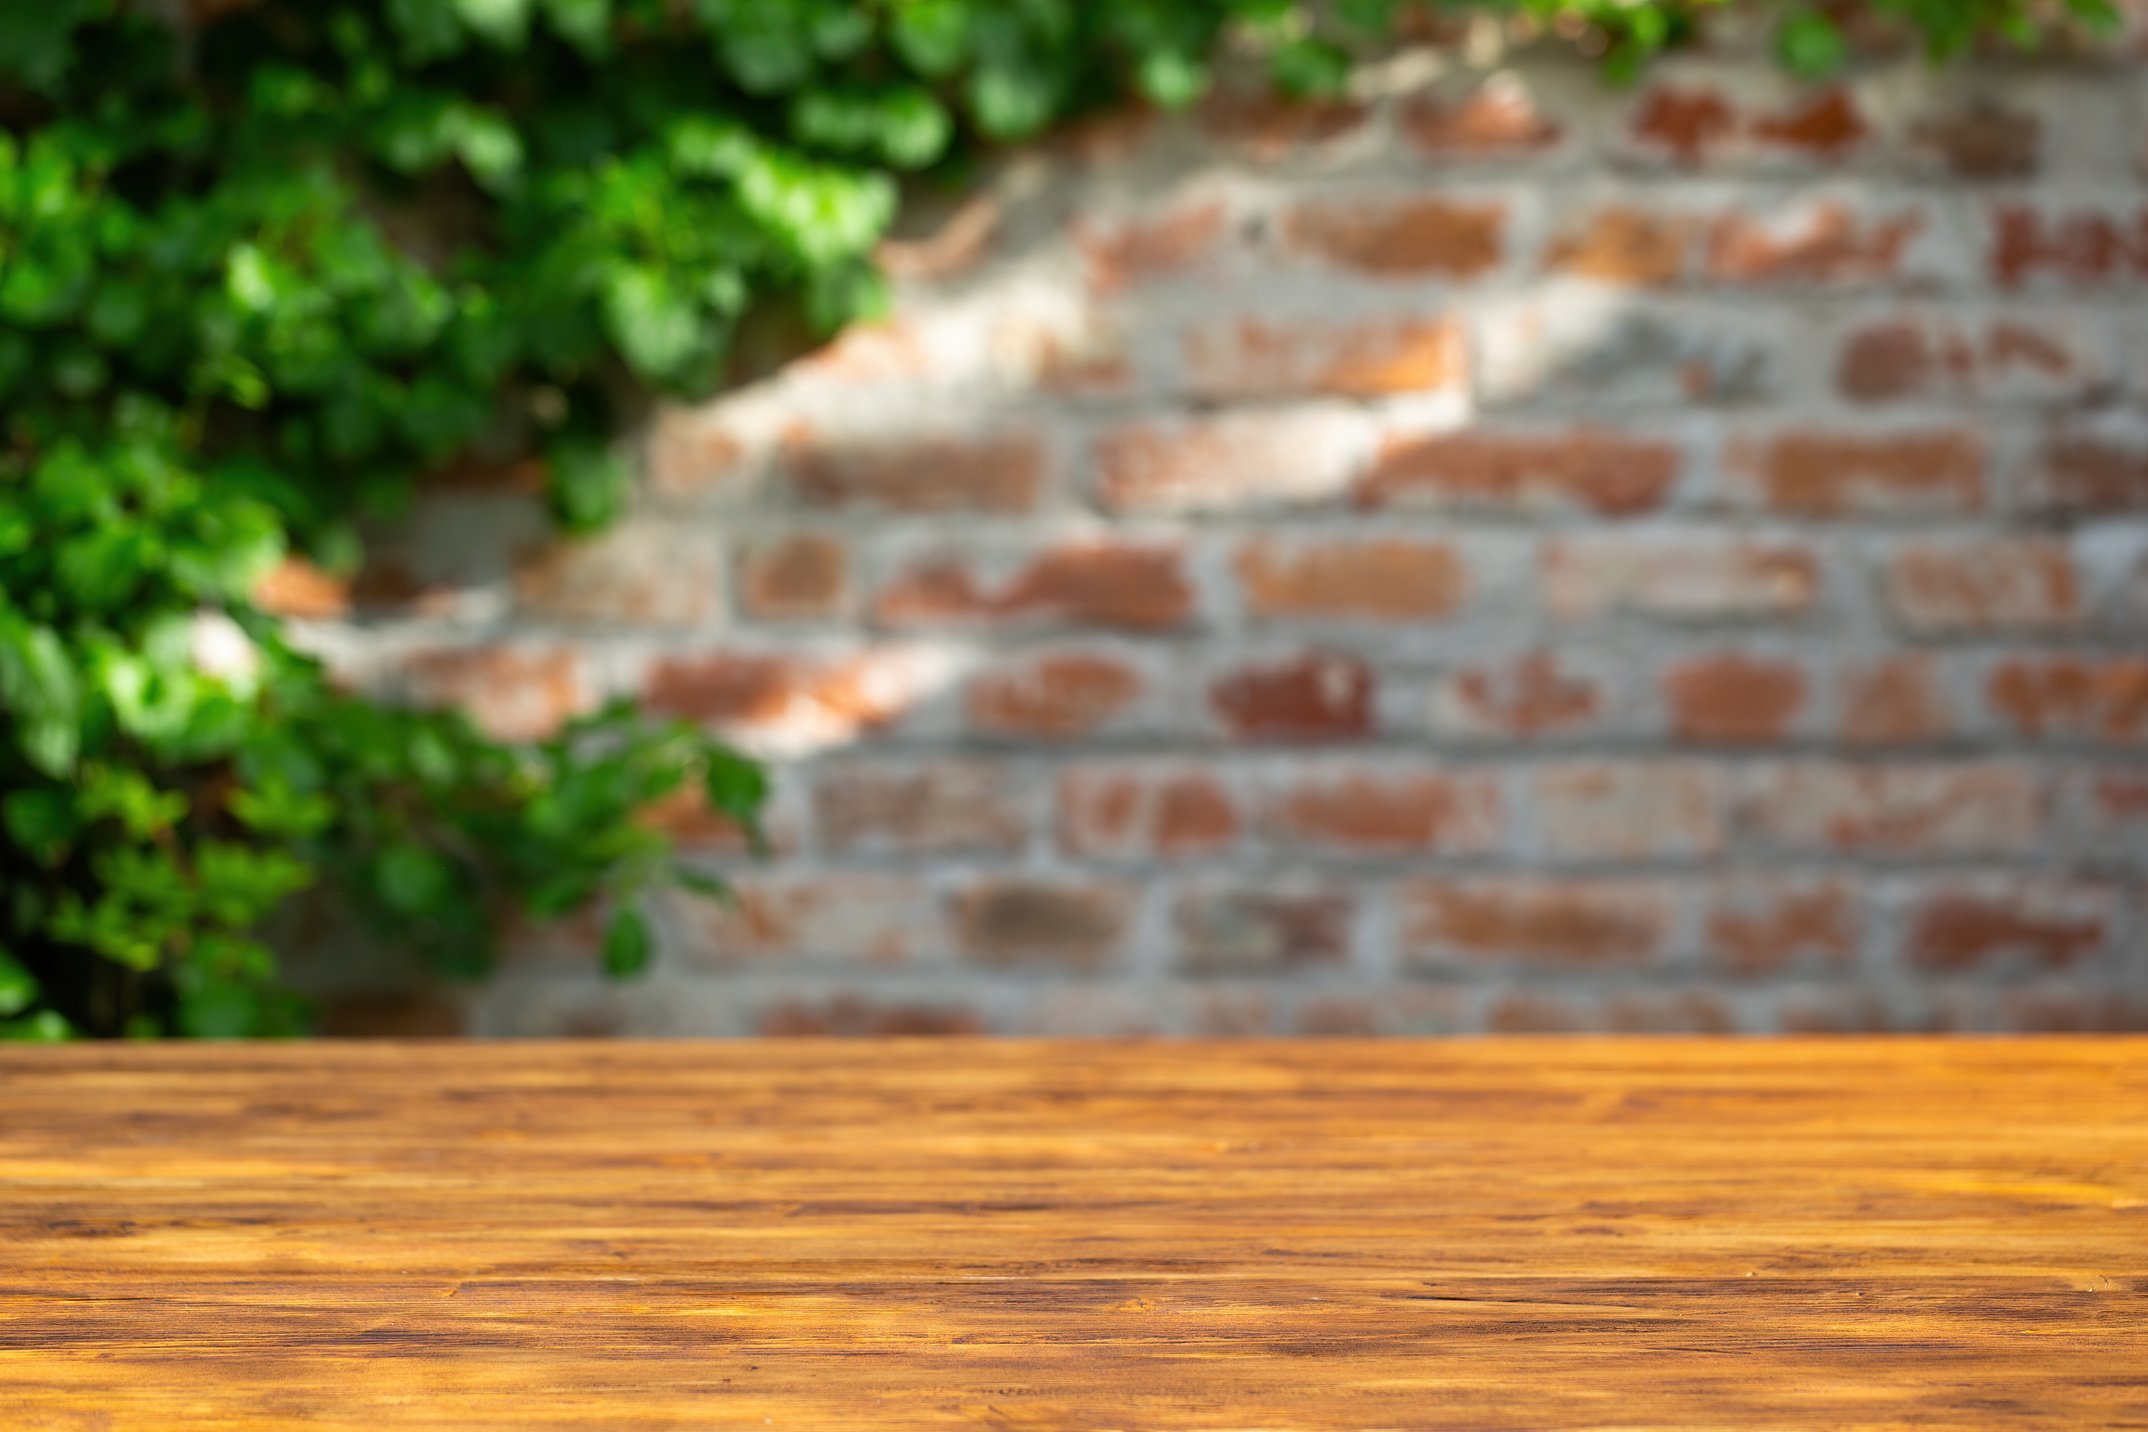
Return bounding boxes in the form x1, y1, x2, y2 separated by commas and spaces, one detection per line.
285, 27, 2148, 1036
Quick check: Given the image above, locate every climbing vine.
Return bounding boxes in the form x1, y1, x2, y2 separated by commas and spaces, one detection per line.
0, 0, 2117, 1037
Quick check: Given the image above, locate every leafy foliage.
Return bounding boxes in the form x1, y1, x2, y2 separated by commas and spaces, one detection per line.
0, 0, 2115, 1038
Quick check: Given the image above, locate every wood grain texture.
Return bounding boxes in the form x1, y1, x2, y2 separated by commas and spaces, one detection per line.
1, 1039, 2143, 1430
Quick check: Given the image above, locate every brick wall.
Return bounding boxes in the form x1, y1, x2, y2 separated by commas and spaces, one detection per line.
286, 29, 2148, 1036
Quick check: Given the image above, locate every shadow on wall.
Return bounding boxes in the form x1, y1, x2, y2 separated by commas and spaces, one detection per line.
272, 31, 2148, 1037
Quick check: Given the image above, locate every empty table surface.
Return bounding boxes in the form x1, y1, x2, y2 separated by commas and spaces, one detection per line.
1, 1039, 2143, 1429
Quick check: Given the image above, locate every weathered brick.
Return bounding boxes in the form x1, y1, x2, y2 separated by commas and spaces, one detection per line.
738, 533, 849, 622
1058, 764, 1242, 860
1209, 651, 1375, 742
645, 406, 749, 500
1093, 411, 1364, 514
1531, 761, 1726, 862
1477, 303, 1777, 408
1740, 762, 2046, 856
1198, 87, 1367, 158
2076, 770, 2148, 856
1897, 879, 2119, 973
952, 878, 1135, 969
873, 542, 1195, 632
1265, 764, 1504, 857
1707, 203, 1928, 285
1233, 537, 1468, 622
1909, 99, 2041, 180
1075, 195, 1231, 292
1749, 88, 1870, 160
1836, 314, 2104, 406
513, 525, 722, 625
1294, 989, 1470, 1036
758, 996, 982, 1037
1989, 202, 2148, 287
1180, 315, 1465, 400
964, 649, 1147, 740
316, 994, 468, 1038
1174, 885, 1354, 974
813, 760, 1029, 855
990, 307, 1134, 397
254, 556, 351, 619
1625, 84, 1736, 165
1993, 987, 2148, 1035
1188, 988, 1276, 1037
875, 192, 1001, 282
1402, 878, 1675, 968
668, 875, 935, 967
1603, 991, 1741, 1034
399, 644, 591, 742
1984, 654, 2148, 742
1543, 207, 1696, 286
1361, 429, 1681, 516
1838, 655, 1952, 746
1885, 538, 2082, 635
1280, 194, 1506, 278
1429, 650, 1612, 741
2019, 431, 2148, 514
784, 430, 1047, 513
643, 650, 916, 743
1542, 535, 1821, 623
1704, 878, 1860, 977
1726, 429, 1986, 516
1399, 81, 1562, 155
1662, 652, 1809, 743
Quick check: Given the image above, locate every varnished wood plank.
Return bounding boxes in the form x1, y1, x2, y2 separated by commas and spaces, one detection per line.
1, 1039, 2142, 1429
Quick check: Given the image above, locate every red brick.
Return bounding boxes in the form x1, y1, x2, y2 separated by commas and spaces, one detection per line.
738, 533, 848, 622
952, 878, 1135, 969
1361, 429, 1680, 516
964, 650, 1145, 740
1899, 880, 2118, 973
1431, 650, 1610, 741
513, 526, 722, 625
758, 996, 982, 1037
633, 785, 797, 857
1837, 316, 2097, 405
668, 875, 933, 967
1233, 538, 1468, 622
1707, 204, 1925, 285
2024, 433, 2148, 514
1075, 196, 1230, 292
1058, 764, 1242, 861
1663, 653, 1809, 744
1209, 652, 1375, 742
1531, 762, 1725, 862
1740, 762, 2046, 856
1704, 879, 1859, 976
1989, 203, 2148, 287
1544, 208, 1695, 286
784, 430, 1045, 513
1749, 88, 1869, 159
1542, 536, 1820, 623
645, 406, 748, 500
1174, 886, 1354, 973
1885, 539, 2082, 635
991, 309, 1133, 397
1729, 429, 1985, 516
1197, 88, 1367, 158
2079, 770, 2148, 853
790, 317, 936, 385
1093, 412, 1363, 514
1992, 987, 2148, 1034
643, 651, 911, 741
1483, 991, 1589, 1034
1402, 879, 1675, 967
254, 556, 351, 619
1180, 315, 1465, 400
1265, 765, 1504, 857
1985, 655, 2148, 742
873, 542, 1194, 632
400, 644, 590, 742
1627, 84, 1736, 165
1399, 83, 1562, 155
1910, 99, 2040, 179
1774, 991, 1967, 1036
1280, 195, 1506, 278
813, 760, 1028, 855
1838, 655, 1951, 746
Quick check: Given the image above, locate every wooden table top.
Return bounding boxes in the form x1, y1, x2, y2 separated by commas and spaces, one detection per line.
2, 1039, 2142, 1430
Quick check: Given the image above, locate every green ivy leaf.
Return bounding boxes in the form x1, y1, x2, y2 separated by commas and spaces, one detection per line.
601, 905, 652, 977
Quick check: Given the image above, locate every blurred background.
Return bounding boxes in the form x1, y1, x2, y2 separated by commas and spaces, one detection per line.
6, 2, 2145, 1038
